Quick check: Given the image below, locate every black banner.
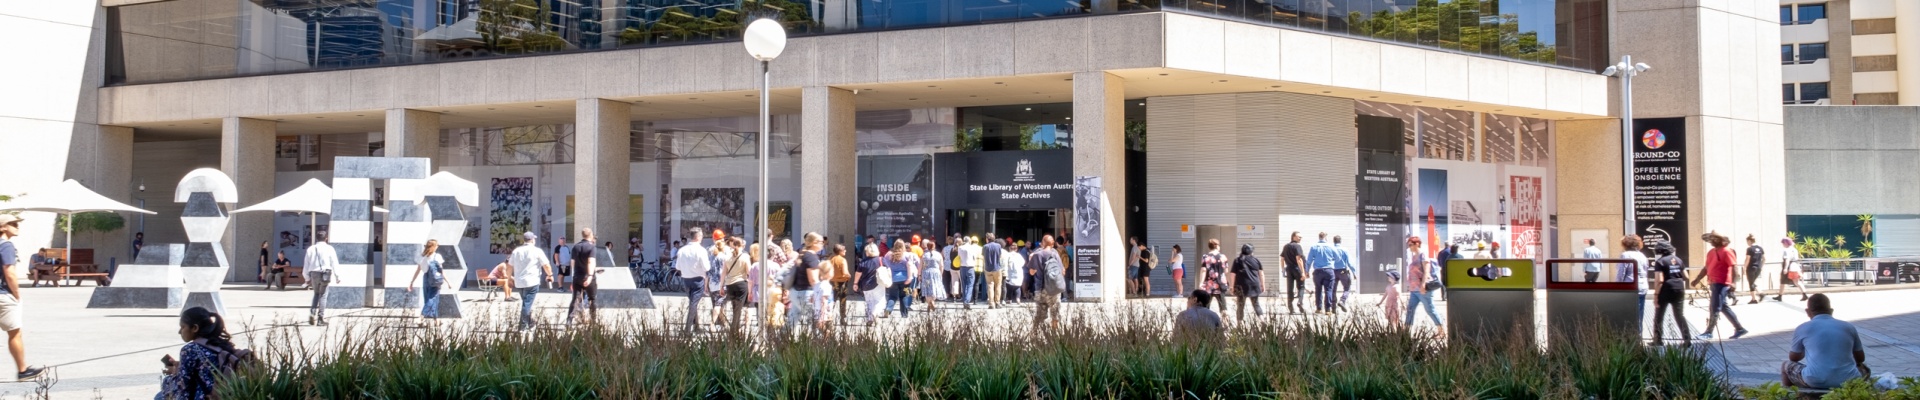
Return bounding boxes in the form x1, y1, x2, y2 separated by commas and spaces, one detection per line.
1633, 117, 1689, 260
936, 149, 1073, 210
1357, 151, 1408, 275
1074, 245, 1101, 298
858, 155, 934, 243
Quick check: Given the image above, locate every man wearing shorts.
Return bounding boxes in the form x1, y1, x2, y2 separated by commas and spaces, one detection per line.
0, 215, 47, 381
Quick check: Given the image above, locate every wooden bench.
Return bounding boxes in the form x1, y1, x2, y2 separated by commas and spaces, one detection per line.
29, 248, 101, 287
475, 267, 501, 300
274, 266, 307, 288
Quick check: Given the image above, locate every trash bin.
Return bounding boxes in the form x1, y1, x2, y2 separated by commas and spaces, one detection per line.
1544, 258, 1643, 344
1445, 258, 1536, 343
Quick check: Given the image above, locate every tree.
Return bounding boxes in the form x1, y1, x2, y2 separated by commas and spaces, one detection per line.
55, 213, 125, 235
1857, 214, 1875, 240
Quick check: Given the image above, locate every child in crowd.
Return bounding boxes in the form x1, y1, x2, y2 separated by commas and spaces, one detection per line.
1379, 271, 1403, 327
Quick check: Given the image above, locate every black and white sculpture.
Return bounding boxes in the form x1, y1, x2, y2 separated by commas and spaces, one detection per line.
177, 169, 239, 316
324, 157, 431, 309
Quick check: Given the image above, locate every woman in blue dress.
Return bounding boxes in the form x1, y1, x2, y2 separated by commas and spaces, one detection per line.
157, 307, 242, 400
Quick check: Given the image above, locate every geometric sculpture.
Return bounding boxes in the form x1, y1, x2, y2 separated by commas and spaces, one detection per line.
325, 157, 431, 309
85, 243, 186, 309
379, 179, 431, 310
409, 172, 479, 317
175, 169, 239, 316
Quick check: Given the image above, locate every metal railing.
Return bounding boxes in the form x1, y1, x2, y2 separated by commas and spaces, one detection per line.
1793, 256, 1920, 287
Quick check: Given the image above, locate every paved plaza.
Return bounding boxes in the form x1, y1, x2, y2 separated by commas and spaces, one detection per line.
0, 283, 1913, 399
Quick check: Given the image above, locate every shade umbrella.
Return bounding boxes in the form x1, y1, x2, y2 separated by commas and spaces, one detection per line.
0, 179, 156, 254
233, 178, 386, 248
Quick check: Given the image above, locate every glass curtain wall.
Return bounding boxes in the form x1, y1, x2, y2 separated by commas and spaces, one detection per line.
108, 0, 1151, 84
1164, 0, 1609, 70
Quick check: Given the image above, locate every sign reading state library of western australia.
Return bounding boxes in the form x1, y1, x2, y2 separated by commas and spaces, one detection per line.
964, 149, 1072, 209
1632, 117, 1689, 260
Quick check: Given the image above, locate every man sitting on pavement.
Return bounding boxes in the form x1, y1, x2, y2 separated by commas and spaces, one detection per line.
1782, 294, 1871, 390
1173, 289, 1224, 342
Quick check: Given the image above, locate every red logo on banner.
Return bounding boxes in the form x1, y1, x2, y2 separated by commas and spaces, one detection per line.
1510, 176, 1543, 259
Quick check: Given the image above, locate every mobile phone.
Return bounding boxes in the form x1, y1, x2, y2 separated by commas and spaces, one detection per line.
162, 354, 177, 367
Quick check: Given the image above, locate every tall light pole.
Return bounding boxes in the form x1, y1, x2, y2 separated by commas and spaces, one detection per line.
743, 17, 786, 329
1602, 56, 1651, 236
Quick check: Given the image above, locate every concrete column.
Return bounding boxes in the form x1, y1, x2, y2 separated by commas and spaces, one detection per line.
1072, 71, 1127, 302
1552, 119, 1625, 258
221, 117, 275, 282
800, 86, 856, 243
64, 125, 135, 262
1896, 0, 1920, 105
384, 109, 441, 161
575, 98, 632, 264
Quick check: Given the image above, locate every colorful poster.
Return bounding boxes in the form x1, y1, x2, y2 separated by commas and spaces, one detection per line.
489, 177, 534, 254
754, 202, 794, 240
680, 188, 745, 239
1417, 168, 1450, 254
1509, 176, 1543, 259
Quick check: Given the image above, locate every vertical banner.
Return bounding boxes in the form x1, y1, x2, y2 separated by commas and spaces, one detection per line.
1632, 118, 1689, 260
1357, 152, 1408, 274
1073, 176, 1103, 298
1509, 176, 1543, 259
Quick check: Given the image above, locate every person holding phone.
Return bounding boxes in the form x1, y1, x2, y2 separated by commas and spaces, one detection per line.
158, 307, 243, 400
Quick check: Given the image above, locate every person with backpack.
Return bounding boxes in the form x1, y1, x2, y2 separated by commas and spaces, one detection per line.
1403, 236, 1443, 335
1226, 244, 1264, 321
1648, 240, 1694, 346
1028, 235, 1066, 329
158, 307, 249, 400
406, 239, 449, 324
853, 244, 885, 326
1198, 240, 1229, 312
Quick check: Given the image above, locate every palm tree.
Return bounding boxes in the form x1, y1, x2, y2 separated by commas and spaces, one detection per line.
1803, 236, 1830, 258
1857, 241, 1875, 258
1857, 214, 1875, 240
1834, 235, 1848, 253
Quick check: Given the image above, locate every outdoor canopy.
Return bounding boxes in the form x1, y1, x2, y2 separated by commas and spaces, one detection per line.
232, 178, 386, 246
0, 179, 156, 253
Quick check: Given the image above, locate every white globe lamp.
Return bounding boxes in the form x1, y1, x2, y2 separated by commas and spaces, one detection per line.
744, 19, 787, 62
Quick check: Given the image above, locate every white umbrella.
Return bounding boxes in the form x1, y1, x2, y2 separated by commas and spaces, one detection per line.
0, 179, 156, 253
233, 178, 386, 247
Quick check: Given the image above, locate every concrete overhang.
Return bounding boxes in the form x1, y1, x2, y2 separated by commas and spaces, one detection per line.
103, 11, 1611, 140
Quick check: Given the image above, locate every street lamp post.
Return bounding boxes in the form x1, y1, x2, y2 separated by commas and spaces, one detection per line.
743, 17, 786, 330
1602, 56, 1651, 236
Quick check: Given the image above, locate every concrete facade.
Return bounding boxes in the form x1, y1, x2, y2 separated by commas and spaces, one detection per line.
1784, 106, 1920, 215
1072, 71, 1127, 301
574, 98, 633, 261
799, 86, 856, 244
219, 117, 275, 280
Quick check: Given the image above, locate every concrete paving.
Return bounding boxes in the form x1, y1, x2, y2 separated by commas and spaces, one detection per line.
0, 283, 1912, 399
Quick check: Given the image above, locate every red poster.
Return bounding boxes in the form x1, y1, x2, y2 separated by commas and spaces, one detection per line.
1509, 176, 1543, 259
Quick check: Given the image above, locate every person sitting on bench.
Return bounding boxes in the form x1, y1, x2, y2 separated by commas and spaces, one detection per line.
1782, 294, 1871, 390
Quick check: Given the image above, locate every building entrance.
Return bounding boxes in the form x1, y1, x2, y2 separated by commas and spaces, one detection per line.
945, 209, 1069, 245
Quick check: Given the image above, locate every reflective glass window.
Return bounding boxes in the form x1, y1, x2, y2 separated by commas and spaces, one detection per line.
1780, 6, 1792, 24
1798, 4, 1826, 22
1783, 84, 1796, 104
1782, 45, 1794, 63
1170, 0, 1608, 70
1799, 43, 1827, 61
1800, 82, 1829, 103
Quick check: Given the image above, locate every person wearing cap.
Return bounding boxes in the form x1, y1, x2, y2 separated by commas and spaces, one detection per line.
1776, 237, 1808, 302
509, 231, 555, 331
0, 215, 46, 381
304, 231, 340, 326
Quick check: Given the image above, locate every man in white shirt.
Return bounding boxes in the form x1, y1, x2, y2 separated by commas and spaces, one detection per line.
303, 232, 341, 326
955, 237, 983, 309
673, 228, 712, 332
509, 232, 554, 330
1782, 294, 1870, 390
1581, 239, 1606, 283
1775, 238, 1809, 302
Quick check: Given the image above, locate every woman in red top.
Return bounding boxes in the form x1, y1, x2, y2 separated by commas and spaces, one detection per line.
1689, 233, 1749, 340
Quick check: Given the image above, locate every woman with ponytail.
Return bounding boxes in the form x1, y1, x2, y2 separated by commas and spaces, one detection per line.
158, 306, 243, 400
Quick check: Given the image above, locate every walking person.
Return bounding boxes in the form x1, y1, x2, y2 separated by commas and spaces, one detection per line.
510, 232, 556, 331
1198, 240, 1229, 312
919, 239, 946, 312
854, 244, 885, 325
719, 237, 751, 331
1028, 235, 1066, 330
256, 241, 271, 284
883, 240, 917, 318
1775, 237, 1809, 302
303, 232, 339, 327
1003, 239, 1026, 305
1403, 236, 1443, 336
790, 232, 827, 334
708, 231, 730, 327
982, 233, 1004, 308
1619, 235, 1651, 321
1168, 244, 1185, 297
1334, 235, 1357, 312
567, 229, 605, 325
266, 251, 291, 290
830, 244, 854, 322
1281, 232, 1307, 313
551, 240, 571, 293
406, 239, 449, 324
156, 307, 242, 399
1742, 234, 1767, 304
673, 228, 712, 333
0, 216, 45, 381
1649, 241, 1694, 345
1307, 233, 1338, 314
1379, 271, 1403, 327
1581, 239, 1605, 283
1227, 244, 1265, 322
955, 236, 983, 309
1693, 233, 1751, 340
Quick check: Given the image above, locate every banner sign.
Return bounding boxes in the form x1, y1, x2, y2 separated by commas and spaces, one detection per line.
1632, 118, 1689, 260
1509, 175, 1543, 259
1073, 175, 1103, 298
858, 155, 934, 242
1357, 151, 1408, 273
962, 149, 1073, 210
